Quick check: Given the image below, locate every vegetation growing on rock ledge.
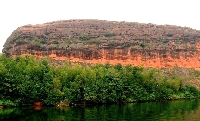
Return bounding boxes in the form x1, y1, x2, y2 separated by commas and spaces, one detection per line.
0, 55, 200, 106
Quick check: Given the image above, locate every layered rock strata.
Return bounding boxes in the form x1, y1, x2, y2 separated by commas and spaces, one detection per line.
3, 19, 200, 68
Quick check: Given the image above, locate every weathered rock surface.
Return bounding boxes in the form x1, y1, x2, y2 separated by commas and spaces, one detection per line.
3, 19, 200, 68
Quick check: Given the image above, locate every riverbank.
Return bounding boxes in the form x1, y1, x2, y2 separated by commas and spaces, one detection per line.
1, 98, 200, 110
1, 93, 200, 108
0, 55, 200, 106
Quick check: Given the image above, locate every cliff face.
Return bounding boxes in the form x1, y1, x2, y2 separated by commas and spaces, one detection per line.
3, 19, 200, 68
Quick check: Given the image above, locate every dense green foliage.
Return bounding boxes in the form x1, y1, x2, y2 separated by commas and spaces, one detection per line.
0, 55, 199, 106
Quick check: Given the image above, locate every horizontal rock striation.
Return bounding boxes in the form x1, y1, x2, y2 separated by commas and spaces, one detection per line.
3, 19, 200, 68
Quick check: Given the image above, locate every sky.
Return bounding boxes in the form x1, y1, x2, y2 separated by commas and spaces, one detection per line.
1, 0, 200, 52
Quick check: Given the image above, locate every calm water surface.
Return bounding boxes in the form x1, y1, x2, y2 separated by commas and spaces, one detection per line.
1, 99, 200, 121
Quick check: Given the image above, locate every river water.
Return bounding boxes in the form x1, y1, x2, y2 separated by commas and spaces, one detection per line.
1, 99, 200, 121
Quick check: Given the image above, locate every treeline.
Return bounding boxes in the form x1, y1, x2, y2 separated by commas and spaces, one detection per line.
0, 55, 199, 106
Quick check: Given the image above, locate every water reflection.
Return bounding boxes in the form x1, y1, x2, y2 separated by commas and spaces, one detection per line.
1, 99, 200, 121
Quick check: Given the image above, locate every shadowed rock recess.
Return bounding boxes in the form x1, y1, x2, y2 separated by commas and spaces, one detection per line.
3, 19, 200, 68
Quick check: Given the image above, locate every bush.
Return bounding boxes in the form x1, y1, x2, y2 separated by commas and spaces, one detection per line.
140, 43, 145, 48
104, 33, 116, 37
0, 56, 199, 106
79, 36, 90, 41
40, 39, 47, 44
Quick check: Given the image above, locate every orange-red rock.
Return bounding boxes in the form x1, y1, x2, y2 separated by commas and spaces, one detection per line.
3, 19, 200, 68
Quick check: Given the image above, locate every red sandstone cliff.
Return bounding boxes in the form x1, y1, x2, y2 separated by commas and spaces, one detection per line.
3, 19, 200, 68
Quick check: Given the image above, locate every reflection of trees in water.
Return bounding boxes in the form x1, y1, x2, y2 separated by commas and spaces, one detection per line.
0, 99, 200, 121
